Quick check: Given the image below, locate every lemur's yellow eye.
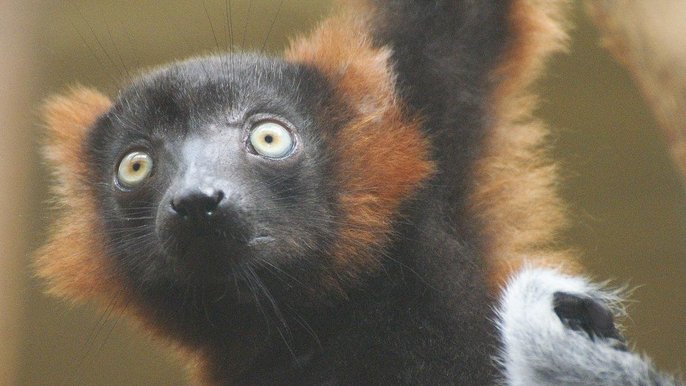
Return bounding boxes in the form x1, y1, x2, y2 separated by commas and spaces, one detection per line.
249, 122, 294, 159
117, 151, 153, 187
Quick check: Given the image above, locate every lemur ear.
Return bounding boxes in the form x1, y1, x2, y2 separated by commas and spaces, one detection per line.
37, 87, 117, 303
42, 87, 111, 195
285, 10, 394, 115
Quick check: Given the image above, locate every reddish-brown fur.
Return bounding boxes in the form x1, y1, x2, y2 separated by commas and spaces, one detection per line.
35, 87, 123, 303
286, 10, 434, 284
468, 0, 579, 290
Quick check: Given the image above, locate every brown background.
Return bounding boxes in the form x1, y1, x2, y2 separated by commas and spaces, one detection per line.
2, 1, 683, 384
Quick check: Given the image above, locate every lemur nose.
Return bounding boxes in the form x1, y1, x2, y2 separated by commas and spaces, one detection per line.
171, 188, 225, 220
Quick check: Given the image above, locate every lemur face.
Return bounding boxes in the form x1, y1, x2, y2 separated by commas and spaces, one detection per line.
88, 55, 342, 292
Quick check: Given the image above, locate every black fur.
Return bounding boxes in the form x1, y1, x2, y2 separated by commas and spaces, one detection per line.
372, 0, 510, 206
554, 292, 627, 349
83, 1, 517, 384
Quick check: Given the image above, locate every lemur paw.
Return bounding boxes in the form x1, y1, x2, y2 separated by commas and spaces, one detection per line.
497, 267, 683, 386
553, 291, 628, 351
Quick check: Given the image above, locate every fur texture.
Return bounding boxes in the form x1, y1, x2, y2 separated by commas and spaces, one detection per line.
285, 9, 435, 283
496, 267, 683, 386
37, 87, 121, 303
468, 0, 580, 289
35, 1, 595, 384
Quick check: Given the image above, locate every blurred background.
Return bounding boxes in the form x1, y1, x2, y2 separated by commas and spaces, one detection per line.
1, 1, 684, 384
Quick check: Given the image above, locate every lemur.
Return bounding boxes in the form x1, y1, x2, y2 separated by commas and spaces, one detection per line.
36, 0, 683, 384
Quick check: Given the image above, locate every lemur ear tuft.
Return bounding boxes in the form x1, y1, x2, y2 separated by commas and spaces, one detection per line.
37, 87, 118, 303
41, 87, 111, 196
285, 9, 393, 114
42, 86, 110, 130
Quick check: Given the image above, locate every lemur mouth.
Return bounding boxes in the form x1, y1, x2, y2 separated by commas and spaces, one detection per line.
160, 229, 282, 284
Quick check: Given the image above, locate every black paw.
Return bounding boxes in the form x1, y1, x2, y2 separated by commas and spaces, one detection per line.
553, 292, 627, 351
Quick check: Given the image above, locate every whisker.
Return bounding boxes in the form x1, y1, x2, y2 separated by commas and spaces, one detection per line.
71, 3, 124, 79
252, 256, 307, 289
261, 0, 285, 53
225, 0, 234, 50
240, 266, 272, 336
241, 0, 254, 48
224, 0, 235, 83
93, 300, 129, 360
202, 289, 216, 327
99, 4, 131, 79
67, 16, 119, 85
286, 304, 321, 348
70, 289, 125, 384
245, 266, 296, 358
203, 0, 221, 52
119, 19, 142, 71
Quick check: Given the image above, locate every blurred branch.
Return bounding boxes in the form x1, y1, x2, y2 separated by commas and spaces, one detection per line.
586, 1, 686, 187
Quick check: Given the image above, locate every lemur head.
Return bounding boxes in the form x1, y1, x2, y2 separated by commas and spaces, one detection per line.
37, 14, 434, 317
90, 55, 344, 291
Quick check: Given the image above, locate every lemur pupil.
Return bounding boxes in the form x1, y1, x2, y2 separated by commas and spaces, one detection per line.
132, 163, 141, 172
265, 135, 273, 144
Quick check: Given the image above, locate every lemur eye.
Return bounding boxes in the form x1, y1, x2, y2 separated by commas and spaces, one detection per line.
249, 121, 294, 159
117, 151, 153, 188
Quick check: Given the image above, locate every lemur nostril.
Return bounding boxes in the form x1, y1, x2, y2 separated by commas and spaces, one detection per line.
206, 190, 225, 214
170, 198, 187, 218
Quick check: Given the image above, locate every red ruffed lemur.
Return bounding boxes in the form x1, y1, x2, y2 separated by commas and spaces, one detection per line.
36, 0, 683, 384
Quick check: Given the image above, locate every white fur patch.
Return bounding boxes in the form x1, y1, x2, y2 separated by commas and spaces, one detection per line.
495, 266, 681, 386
